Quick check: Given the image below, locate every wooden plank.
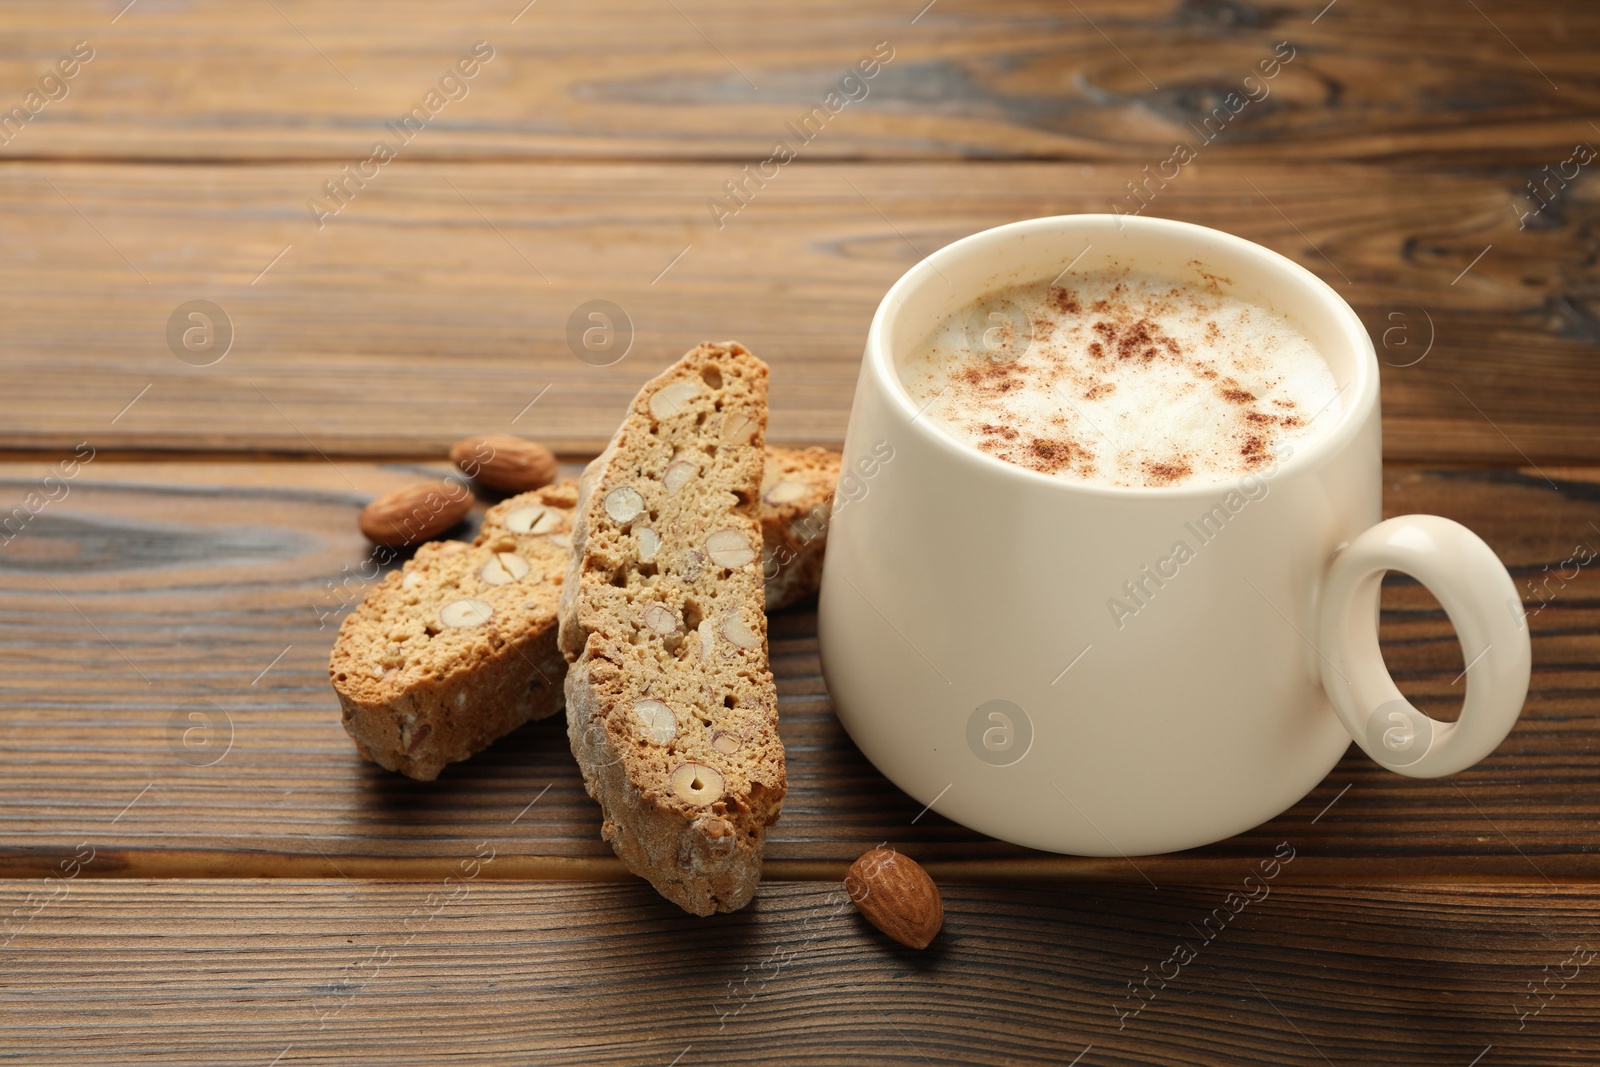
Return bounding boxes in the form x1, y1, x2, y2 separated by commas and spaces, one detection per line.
1, 879, 1597, 1064
1, 459, 1596, 879
0, 161, 1595, 461
0, 1, 1592, 164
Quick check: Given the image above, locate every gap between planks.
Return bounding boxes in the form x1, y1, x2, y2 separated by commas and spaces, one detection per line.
4, 851, 1600, 885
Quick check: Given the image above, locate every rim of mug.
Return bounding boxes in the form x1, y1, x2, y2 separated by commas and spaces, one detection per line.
866, 213, 1379, 499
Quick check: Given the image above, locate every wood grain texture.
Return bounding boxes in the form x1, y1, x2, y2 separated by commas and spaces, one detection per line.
0, 1, 1593, 164
1, 880, 1597, 1065
0, 161, 1596, 460
0, 460, 1595, 880
0, 0, 1594, 1058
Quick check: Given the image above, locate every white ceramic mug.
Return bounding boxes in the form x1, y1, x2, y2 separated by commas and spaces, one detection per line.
817, 214, 1531, 856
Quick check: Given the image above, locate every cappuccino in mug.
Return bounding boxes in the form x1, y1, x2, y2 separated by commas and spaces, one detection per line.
823, 215, 1531, 857
898, 266, 1342, 488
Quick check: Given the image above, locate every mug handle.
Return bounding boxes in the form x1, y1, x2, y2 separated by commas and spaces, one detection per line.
1317, 515, 1531, 778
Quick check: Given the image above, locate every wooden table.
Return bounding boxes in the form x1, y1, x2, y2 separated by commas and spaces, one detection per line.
2, 1, 1596, 1063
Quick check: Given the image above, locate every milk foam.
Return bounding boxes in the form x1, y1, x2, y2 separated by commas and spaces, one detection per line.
898, 267, 1342, 488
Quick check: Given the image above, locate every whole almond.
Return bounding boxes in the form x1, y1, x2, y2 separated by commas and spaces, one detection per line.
359, 482, 473, 547
845, 847, 943, 949
451, 434, 558, 493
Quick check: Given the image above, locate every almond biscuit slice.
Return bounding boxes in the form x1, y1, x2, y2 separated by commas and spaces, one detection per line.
559, 342, 785, 915
330, 481, 578, 781
759, 446, 841, 611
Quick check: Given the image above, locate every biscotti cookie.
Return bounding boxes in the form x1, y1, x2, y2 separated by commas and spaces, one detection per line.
559, 341, 786, 915
330, 481, 578, 781
759, 446, 841, 611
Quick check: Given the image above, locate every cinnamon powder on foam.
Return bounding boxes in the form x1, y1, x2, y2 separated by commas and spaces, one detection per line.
897, 265, 1340, 489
